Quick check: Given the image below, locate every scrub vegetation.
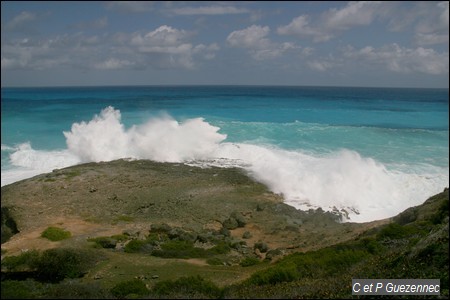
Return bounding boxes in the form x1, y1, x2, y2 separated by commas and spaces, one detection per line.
1, 160, 447, 299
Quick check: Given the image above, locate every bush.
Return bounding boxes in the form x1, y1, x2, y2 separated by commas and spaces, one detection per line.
111, 279, 148, 298
431, 197, 449, 224
207, 257, 225, 265
88, 236, 117, 249
249, 264, 298, 285
209, 241, 231, 255
240, 257, 260, 267
1, 250, 40, 271
254, 241, 269, 253
46, 281, 112, 299
152, 240, 207, 258
152, 275, 221, 298
124, 239, 148, 253
377, 223, 417, 240
35, 248, 93, 282
41, 226, 71, 241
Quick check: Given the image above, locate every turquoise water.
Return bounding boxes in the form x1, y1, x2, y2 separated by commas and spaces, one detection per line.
1, 86, 448, 222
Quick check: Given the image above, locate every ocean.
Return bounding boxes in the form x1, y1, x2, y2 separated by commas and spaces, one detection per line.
1, 86, 448, 222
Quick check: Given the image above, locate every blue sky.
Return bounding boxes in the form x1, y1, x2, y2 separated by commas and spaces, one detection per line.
1, 1, 448, 88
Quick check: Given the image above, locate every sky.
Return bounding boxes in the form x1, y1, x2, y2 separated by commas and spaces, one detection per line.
1, 1, 449, 88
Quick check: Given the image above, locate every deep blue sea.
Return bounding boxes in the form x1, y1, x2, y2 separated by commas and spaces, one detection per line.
1, 86, 448, 222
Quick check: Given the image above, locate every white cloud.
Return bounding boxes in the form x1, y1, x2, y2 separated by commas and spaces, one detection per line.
5, 11, 38, 31
344, 43, 449, 75
415, 33, 448, 46
277, 15, 331, 42
1, 23, 219, 72
172, 5, 249, 16
126, 25, 218, 69
277, 2, 392, 43
94, 58, 135, 70
324, 1, 381, 30
277, 2, 384, 42
414, 1, 449, 45
227, 25, 270, 49
131, 25, 190, 47
227, 25, 301, 60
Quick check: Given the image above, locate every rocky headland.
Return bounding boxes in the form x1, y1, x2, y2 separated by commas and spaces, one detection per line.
1, 159, 448, 298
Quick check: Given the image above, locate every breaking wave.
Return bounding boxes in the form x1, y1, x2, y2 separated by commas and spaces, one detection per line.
2, 106, 448, 222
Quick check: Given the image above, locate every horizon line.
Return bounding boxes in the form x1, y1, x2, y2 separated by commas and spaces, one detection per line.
2, 84, 448, 90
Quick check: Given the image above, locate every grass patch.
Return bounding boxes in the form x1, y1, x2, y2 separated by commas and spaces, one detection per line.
114, 215, 135, 222
40, 226, 71, 241
64, 170, 81, 179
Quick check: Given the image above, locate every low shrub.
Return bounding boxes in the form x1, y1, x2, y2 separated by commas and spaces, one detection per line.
152, 275, 221, 298
1, 250, 40, 271
146, 232, 169, 245
123, 239, 154, 254
46, 281, 112, 299
35, 248, 97, 282
206, 257, 225, 265
377, 223, 417, 240
240, 257, 260, 267
249, 264, 298, 285
152, 240, 207, 258
254, 241, 269, 253
431, 197, 449, 224
209, 241, 231, 255
110, 279, 148, 298
41, 226, 71, 241
88, 236, 117, 249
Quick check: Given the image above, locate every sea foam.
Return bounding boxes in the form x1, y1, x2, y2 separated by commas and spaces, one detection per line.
3, 106, 448, 222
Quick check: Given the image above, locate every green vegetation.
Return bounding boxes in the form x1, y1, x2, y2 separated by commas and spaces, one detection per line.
1, 207, 19, 243
152, 240, 207, 258
1, 250, 40, 272
124, 239, 152, 253
1, 280, 36, 299
35, 248, 88, 281
40, 226, 71, 241
240, 257, 260, 267
1, 248, 103, 283
115, 215, 135, 222
1, 159, 447, 299
111, 279, 148, 298
223, 189, 449, 298
152, 275, 222, 298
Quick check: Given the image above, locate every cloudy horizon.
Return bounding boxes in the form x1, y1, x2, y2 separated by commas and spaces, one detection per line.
1, 1, 449, 88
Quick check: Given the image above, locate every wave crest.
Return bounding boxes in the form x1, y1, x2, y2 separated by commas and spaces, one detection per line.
63, 106, 227, 162
3, 107, 448, 223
